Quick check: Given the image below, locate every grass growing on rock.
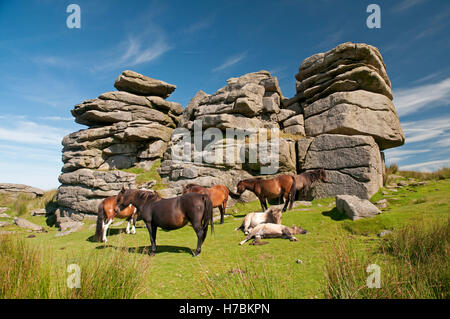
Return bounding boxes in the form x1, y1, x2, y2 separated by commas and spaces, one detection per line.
121, 160, 167, 190
0, 172, 448, 298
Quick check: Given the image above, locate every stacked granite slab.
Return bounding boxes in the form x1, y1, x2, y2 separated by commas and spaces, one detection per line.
57, 70, 182, 217
160, 71, 298, 198
294, 42, 405, 199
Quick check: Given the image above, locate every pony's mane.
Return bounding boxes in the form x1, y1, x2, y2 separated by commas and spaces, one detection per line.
302, 169, 325, 181
130, 189, 161, 201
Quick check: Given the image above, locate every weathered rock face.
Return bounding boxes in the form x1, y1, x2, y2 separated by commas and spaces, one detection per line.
298, 134, 384, 199
57, 70, 178, 218
114, 70, 177, 98
0, 184, 44, 198
295, 42, 404, 150
303, 90, 404, 149
56, 42, 405, 219
159, 71, 298, 200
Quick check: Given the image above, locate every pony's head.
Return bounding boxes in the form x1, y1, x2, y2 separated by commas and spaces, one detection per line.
115, 186, 131, 213
269, 207, 283, 224
291, 224, 308, 235
236, 180, 247, 194
319, 168, 329, 183
182, 183, 201, 194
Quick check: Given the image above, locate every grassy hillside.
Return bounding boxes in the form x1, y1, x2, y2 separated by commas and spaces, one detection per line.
0, 171, 448, 298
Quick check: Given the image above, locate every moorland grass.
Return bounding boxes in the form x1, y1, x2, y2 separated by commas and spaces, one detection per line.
0, 171, 448, 298
0, 235, 151, 299
323, 219, 449, 299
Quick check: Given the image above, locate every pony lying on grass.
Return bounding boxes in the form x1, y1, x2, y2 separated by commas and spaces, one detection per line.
239, 223, 307, 245
235, 207, 283, 235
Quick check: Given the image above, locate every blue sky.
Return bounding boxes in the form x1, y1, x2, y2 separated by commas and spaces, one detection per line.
0, 0, 449, 190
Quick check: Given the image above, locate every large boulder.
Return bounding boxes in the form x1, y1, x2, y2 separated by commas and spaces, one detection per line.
300, 134, 384, 199
61, 121, 173, 172
293, 42, 404, 151
304, 90, 404, 149
58, 70, 180, 218
336, 195, 382, 220
114, 70, 176, 98
57, 169, 136, 215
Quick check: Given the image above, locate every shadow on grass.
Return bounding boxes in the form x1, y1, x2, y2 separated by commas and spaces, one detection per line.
321, 208, 349, 221
95, 244, 193, 255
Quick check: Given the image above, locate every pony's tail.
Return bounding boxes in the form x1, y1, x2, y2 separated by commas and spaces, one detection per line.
202, 194, 214, 236
94, 201, 105, 242
288, 176, 297, 210
227, 187, 241, 200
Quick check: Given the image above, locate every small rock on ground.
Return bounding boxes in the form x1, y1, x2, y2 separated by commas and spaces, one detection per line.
30, 208, 46, 216
13, 217, 46, 232
378, 230, 393, 237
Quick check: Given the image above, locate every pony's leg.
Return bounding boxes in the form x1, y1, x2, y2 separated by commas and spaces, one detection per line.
126, 218, 131, 234
243, 219, 251, 235
258, 197, 267, 212
193, 225, 205, 257
218, 205, 224, 224
102, 218, 113, 242
282, 191, 291, 212
144, 221, 157, 256
131, 209, 137, 234
239, 235, 252, 245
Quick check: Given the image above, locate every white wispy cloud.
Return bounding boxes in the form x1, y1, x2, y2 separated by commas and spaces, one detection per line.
38, 116, 73, 121
212, 52, 247, 72
183, 15, 215, 34
401, 116, 450, 143
317, 30, 344, 50
392, 0, 428, 13
31, 55, 73, 68
393, 78, 450, 117
384, 148, 431, 164
0, 121, 70, 146
93, 36, 172, 72
400, 159, 450, 172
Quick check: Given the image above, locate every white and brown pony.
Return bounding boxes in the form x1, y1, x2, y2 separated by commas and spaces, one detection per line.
94, 192, 161, 242
235, 206, 283, 235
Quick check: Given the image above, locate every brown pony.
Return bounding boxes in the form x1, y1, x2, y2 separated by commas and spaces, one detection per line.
115, 189, 214, 257
94, 192, 161, 243
236, 174, 296, 212
182, 184, 241, 224
294, 168, 328, 200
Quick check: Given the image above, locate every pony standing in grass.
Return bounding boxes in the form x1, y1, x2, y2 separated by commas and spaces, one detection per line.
235, 174, 296, 212
182, 183, 241, 224
115, 189, 214, 257
94, 192, 161, 242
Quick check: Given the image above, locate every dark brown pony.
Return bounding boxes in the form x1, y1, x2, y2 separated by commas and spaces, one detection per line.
182, 184, 241, 224
115, 189, 214, 257
95, 195, 151, 243
294, 168, 328, 200
235, 174, 296, 212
